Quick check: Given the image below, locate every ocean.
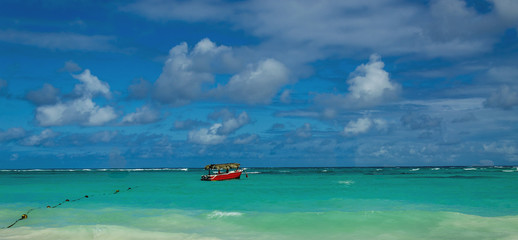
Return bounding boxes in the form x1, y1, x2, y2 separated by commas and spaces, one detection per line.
1, 167, 518, 240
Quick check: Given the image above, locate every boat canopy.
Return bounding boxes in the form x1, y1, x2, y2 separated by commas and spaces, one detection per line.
204, 163, 240, 170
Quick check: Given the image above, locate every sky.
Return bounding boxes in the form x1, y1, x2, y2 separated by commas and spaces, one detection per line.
0, 0, 517, 168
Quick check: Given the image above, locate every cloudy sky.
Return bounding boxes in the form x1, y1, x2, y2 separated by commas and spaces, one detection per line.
1, 0, 517, 168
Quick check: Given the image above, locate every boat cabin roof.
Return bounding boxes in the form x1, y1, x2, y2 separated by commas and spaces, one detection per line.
204, 163, 240, 170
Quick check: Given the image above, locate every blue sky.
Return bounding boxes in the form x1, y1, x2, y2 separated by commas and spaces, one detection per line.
1, 0, 517, 168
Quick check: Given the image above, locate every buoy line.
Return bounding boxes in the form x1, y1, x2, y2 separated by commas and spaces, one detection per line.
1, 187, 134, 229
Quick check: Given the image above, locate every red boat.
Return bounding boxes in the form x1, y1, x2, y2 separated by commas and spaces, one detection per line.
201, 163, 246, 181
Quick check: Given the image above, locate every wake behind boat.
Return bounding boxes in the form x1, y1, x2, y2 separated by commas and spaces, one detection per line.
201, 163, 246, 181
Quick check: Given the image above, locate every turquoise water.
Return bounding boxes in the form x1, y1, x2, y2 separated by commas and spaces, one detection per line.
1, 167, 518, 239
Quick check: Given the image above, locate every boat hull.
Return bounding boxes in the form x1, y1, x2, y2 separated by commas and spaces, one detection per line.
201, 171, 242, 181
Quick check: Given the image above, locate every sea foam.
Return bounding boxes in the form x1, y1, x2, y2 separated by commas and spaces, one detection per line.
339, 180, 355, 185
207, 211, 243, 218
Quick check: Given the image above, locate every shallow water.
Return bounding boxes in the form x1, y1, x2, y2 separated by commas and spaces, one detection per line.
1, 167, 518, 239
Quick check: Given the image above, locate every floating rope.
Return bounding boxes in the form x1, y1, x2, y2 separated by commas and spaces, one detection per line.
1, 187, 134, 229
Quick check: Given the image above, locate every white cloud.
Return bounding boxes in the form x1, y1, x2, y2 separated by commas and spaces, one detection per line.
373, 118, 388, 131
36, 98, 117, 126
0, 127, 26, 142
486, 66, 518, 84
152, 38, 245, 105
344, 118, 372, 135
280, 89, 291, 104
316, 54, 400, 109
372, 146, 389, 157
191, 38, 241, 73
125, 0, 513, 60
491, 0, 518, 23
21, 129, 58, 146
73, 69, 111, 98
347, 54, 399, 105
188, 123, 226, 145
218, 111, 250, 135
152, 42, 214, 105
483, 142, 517, 160
481, 65, 518, 110
121, 105, 161, 125
484, 85, 518, 110
211, 58, 290, 104
35, 70, 117, 126
344, 117, 387, 136
187, 110, 252, 145
151, 38, 291, 105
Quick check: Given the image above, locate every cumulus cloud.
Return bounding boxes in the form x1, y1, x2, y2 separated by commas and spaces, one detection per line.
152, 42, 214, 105
343, 117, 387, 136
211, 58, 290, 104
316, 54, 400, 109
188, 109, 251, 145
190, 38, 241, 73
73, 69, 111, 98
218, 112, 250, 135
36, 98, 117, 126
481, 65, 518, 110
347, 54, 399, 104
151, 38, 290, 105
35, 69, 117, 126
121, 105, 161, 125
188, 123, 226, 145
25, 83, 60, 106
21, 129, 58, 146
484, 85, 518, 110
0, 127, 26, 142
